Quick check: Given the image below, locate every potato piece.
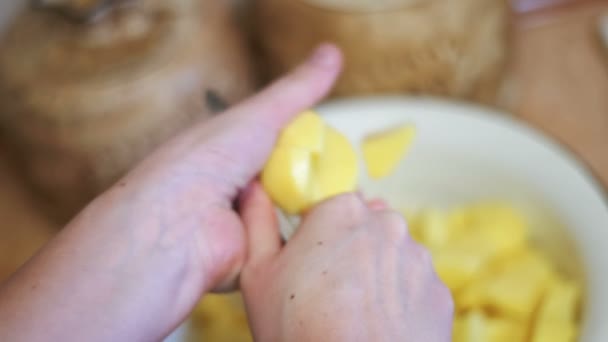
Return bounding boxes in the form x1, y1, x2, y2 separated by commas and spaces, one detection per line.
431, 234, 496, 291
314, 127, 359, 200
412, 204, 530, 295
261, 147, 313, 214
531, 322, 577, 342
457, 280, 487, 312
457, 250, 556, 320
531, 279, 581, 342
406, 202, 583, 342
279, 110, 325, 152
538, 279, 581, 322
262, 111, 358, 214
483, 251, 556, 320
415, 209, 451, 248
362, 124, 416, 179
453, 203, 527, 256
192, 294, 252, 342
456, 257, 504, 312
453, 310, 526, 342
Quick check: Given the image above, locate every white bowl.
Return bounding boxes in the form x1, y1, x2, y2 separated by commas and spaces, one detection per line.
316, 96, 608, 341
168, 96, 608, 341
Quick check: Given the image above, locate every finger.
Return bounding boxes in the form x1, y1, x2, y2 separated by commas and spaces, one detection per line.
233, 43, 342, 128
240, 182, 282, 265
294, 193, 369, 243
198, 44, 343, 186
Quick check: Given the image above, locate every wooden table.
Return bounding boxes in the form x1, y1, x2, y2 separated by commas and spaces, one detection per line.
510, 0, 608, 187
1, 1, 608, 281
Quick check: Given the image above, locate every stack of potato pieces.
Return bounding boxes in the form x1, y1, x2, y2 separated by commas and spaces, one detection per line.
405, 203, 582, 342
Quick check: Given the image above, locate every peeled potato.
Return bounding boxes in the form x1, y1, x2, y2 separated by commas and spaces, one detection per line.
431, 234, 496, 291
191, 293, 252, 342
193, 119, 585, 342
261, 111, 358, 214
403, 203, 583, 342
537, 279, 581, 322
481, 251, 556, 320
531, 279, 581, 342
362, 124, 416, 179
453, 310, 526, 342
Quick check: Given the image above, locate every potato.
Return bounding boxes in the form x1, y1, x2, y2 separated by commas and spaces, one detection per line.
191, 294, 252, 342
481, 251, 556, 320
261, 111, 358, 214
432, 229, 506, 291
404, 203, 583, 341
410, 210, 453, 248
531, 279, 581, 342
450, 203, 528, 256
362, 124, 416, 180
531, 322, 577, 342
453, 310, 526, 342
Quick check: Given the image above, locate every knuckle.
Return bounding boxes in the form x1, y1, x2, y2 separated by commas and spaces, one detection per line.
336, 192, 366, 210
306, 193, 368, 231
331, 193, 368, 222
375, 211, 409, 241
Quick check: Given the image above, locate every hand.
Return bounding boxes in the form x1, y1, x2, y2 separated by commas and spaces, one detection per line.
240, 188, 454, 341
0, 45, 342, 342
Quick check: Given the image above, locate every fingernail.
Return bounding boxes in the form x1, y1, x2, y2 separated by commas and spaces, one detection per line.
309, 43, 340, 68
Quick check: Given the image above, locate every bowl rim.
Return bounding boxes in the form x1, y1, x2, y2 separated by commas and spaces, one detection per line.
318, 95, 608, 208
318, 95, 608, 341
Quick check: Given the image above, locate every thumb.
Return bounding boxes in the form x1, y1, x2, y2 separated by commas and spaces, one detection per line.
240, 182, 282, 266
195, 44, 343, 188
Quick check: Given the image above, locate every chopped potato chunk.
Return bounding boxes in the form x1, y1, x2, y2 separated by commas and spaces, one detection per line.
362, 124, 416, 179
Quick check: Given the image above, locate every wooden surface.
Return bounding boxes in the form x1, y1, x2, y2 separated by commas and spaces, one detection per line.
1, 1, 608, 281
510, 0, 608, 187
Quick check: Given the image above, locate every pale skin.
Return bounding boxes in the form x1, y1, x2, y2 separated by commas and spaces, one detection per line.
0, 45, 453, 341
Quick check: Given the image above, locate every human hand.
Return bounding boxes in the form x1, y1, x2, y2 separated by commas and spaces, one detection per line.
240, 188, 454, 341
0, 45, 342, 342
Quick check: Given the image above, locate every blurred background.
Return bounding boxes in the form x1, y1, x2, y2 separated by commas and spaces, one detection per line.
0, 0, 607, 340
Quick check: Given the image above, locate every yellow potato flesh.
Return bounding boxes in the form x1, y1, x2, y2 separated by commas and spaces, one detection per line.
261, 147, 313, 214
531, 279, 581, 342
404, 203, 583, 342
261, 111, 358, 215
191, 294, 252, 342
190, 119, 585, 342
431, 235, 496, 291
314, 128, 359, 200
362, 124, 416, 179
279, 110, 325, 152
453, 310, 526, 342
482, 251, 555, 320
